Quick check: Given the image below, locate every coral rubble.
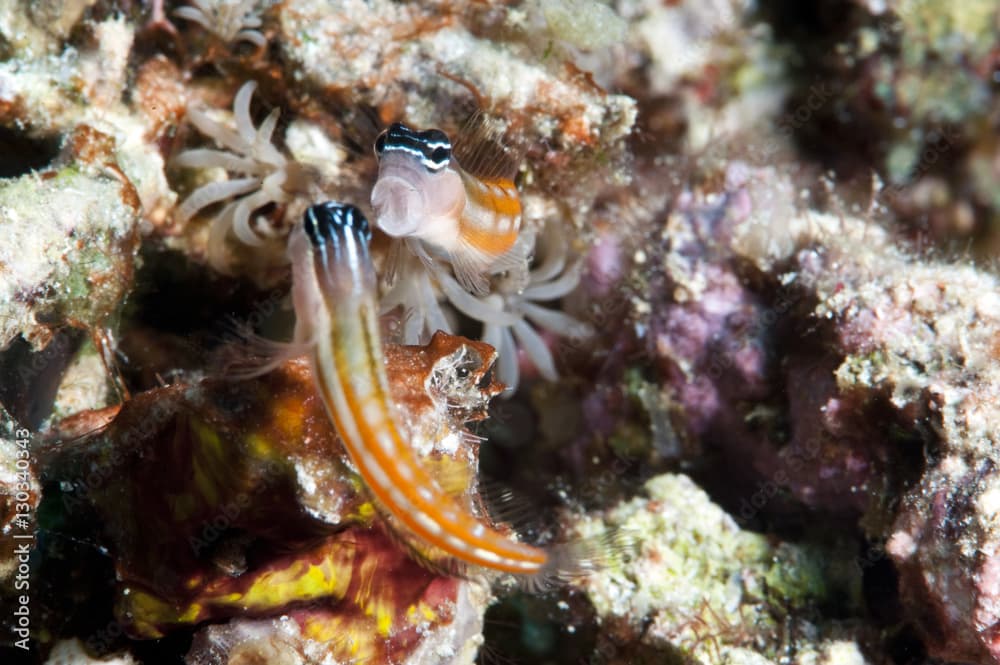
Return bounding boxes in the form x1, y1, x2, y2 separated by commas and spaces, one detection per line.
628, 156, 1000, 662
578, 473, 862, 665
0, 134, 140, 350
41, 336, 498, 661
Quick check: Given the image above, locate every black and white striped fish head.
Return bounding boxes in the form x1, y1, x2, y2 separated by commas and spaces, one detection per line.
375, 122, 453, 172
287, 202, 375, 347
371, 122, 465, 240
303, 201, 371, 247
295, 201, 377, 299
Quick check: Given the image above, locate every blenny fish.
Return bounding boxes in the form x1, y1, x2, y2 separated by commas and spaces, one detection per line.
288, 201, 549, 575
370, 121, 527, 295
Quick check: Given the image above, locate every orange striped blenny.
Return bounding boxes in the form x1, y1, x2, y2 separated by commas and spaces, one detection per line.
290, 201, 548, 576
370, 121, 526, 295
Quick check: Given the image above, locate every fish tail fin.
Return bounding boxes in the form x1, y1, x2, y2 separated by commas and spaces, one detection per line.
518, 527, 636, 592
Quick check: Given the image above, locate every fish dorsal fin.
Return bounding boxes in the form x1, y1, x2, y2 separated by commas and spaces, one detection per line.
451, 111, 522, 184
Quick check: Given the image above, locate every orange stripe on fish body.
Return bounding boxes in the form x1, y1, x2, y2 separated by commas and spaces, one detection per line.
371, 120, 529, 294
298, 202, 549, 576
458, 172, 521, 256
466, 175, 521, 218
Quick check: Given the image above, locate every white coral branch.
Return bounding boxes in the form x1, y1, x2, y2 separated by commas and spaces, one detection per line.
173, 81, 307, 272
174, 0, 266, 47
385, 222, 592, 393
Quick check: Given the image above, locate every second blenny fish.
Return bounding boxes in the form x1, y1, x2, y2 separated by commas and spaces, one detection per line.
289, 201, 549, 575
370, 121, 526, 295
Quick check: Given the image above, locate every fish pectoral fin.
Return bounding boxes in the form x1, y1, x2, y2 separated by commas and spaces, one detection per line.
450, 231, 531, 296
488, 236, 532, 292
449, 240, 494, 296
211, 318, 314, 381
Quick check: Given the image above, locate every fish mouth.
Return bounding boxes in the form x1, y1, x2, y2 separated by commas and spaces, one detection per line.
371, 176, 423, 238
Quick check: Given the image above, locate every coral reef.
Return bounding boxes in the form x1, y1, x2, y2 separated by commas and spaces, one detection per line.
578, 473, 862, 664
1, 0, 1000, 663
782, 212, 1000, 662
278, 0, 636, 189
762, 0, 1000, 253
40, 335, 497, 660
621, 154, 1000, 662
0, 131, 140, 351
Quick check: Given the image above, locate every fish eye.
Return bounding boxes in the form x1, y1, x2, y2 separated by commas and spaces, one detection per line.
430, 146, 451, 164
420, 129, 452, 171
452, 347, 482, 382
374, 132, 387, 157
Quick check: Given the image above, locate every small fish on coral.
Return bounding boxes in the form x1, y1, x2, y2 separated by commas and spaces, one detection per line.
368, 118, 592, 392
172, 80, 317, 272
371, 119, 530, 296
210, 201, 611, 590
288, 201, 594, 580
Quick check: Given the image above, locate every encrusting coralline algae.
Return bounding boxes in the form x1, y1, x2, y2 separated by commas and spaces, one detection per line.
2, 0, 1000, 663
